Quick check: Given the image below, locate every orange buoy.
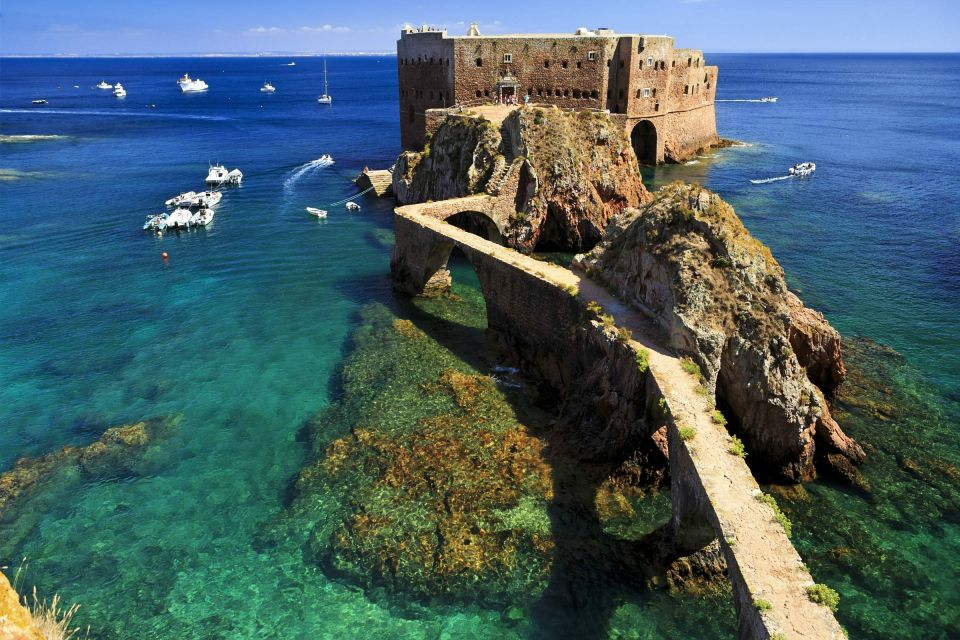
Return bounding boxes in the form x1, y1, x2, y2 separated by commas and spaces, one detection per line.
161, 252, 169, 260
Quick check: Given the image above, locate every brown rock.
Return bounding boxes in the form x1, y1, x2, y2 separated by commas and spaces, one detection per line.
577, 182, 865, 482
786, 291, 846, 395
0, 572, 43, 640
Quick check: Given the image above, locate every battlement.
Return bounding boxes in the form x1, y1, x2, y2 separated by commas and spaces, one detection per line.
396, 24, 719, 162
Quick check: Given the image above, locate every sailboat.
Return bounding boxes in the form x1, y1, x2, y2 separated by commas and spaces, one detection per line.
317, 57, 332, 105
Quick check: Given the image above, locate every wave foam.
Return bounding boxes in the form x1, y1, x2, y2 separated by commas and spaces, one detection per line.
283, 156, 334, 194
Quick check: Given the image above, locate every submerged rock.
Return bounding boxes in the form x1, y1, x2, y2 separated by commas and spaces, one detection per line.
394, 107, 650, 252
576, 182, 864, 482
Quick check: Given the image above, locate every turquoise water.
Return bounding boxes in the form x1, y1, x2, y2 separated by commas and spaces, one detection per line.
1, 55, 958, 638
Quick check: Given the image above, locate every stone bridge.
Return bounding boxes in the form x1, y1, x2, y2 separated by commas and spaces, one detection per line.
391, 203, 846, 640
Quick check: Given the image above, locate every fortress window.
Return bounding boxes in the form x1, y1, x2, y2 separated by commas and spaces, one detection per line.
655, 102, 660, 112
607, 59, 611, 67
476, 90, 482, 97
573, 90, 581, 98
588, 51, 597, 61
684, 85, 689, 94
484, 89, 489, 97
591, 90, 598, 99
688, 57, 692, 66
653, 88, 657, 97
672, 60, 676, 68
503, 53, 513, 63
538, 89, 543, 96
642, 88, 651, 98
704, 74, 709, 82
562, 61, 568, 69
476, 57, 483, 67
647, 57, 653, 67
563, 89, 569, 97
639, 61, 644, 70
544, 60, 550, 68
577, 61, 582, 69
636, 89, 641, 98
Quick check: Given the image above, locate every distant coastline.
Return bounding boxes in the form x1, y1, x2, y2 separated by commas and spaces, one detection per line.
0, 52, 396, 58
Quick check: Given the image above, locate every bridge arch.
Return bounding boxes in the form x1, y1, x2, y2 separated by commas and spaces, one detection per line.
445, 210, 505, 245
630, 119, 658, 165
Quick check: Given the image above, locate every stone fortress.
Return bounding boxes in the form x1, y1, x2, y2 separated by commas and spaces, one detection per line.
397, 23, 719, 163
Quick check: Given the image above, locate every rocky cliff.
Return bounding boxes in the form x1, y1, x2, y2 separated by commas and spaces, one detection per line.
575, 182, 864, 483
394, 107, 650, 252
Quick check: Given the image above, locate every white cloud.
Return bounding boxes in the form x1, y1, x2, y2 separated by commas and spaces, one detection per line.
247, 26, 283, 34
300, 24, 351, 33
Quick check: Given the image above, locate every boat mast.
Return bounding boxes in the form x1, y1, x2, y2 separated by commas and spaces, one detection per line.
323, 56, 329, 96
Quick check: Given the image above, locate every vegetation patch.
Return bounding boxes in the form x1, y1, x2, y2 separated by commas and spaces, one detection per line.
754, 598, 772, 613
711, 410, 727, 426
806, 583, 840, 612
678, 426, 697, 442
756, 492, 793, 538
728, 435, 747, 458
634, 349, 650, 374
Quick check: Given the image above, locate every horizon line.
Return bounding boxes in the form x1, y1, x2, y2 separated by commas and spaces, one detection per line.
2, 50, 959, 58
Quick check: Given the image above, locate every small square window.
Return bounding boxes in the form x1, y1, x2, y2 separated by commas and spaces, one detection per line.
503, 53, 512, 63
587, 51, 597, 61
647, 57, 653, 67
642, 88, 651, 98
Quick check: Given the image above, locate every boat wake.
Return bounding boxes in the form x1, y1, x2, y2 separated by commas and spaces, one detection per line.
283, 156, 334, 194
0, 108, 229, 121
750, 175, 793, 184
718, 99, 769, 103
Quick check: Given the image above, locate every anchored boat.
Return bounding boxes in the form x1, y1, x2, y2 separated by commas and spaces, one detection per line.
113, 82, 126, 98
345, 202, 360, 212
206, 164, 243, 186
178, 73, 209, 93
306, 207, 328, 219
260, 82, 276, 93
191, 208, 215, 227
317, 57, 332, 105
96, 80, 112, 89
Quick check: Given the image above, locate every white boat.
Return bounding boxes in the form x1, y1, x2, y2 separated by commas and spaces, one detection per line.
788, 162, 816, 176
306, 207, 328, 218
113, 83, 126, 98
165, 191, 197, 207
144, 213, 169, 231
317, 57, 332, 104
206, 165, 229, 185
320, 154, 333, 163
345, 202, 360, 212
260, 82, 276, 93
760, 96, 779, 103
196, 190, 222, 207
191, 208, 215, 226
31, 99, 48, 105
166, 208, 193, 229
97, 80, 112, 90
226, 169, 243, 185
287, 61, 296, 66
178, 73, 209, 93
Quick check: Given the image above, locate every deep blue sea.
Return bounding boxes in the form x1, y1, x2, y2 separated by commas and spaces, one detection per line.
1, 54, 958, 639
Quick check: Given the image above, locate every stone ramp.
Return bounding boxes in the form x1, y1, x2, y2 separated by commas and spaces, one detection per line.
355, 168, 393, 197
392, 205, 846, 640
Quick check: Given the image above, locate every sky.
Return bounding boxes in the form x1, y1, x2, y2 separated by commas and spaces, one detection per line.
0, 0, 957, 55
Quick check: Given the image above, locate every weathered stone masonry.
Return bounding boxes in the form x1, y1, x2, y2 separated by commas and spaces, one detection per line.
397, 24, 719, 163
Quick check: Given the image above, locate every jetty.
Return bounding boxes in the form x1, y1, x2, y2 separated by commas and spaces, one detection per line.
355, 167, 393, 197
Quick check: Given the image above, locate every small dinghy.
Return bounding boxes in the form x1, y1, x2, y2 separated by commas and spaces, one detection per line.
97, 81, 112, 90
31, 99, 48, 105
345, 202, 360, 212
260, 82, 276, 93
195, 190, 222, 208
166, 191, 197, 207
306, 207, 328, 219
166, 208, 193, 229
788, 162, 816, 177
760, 96, 779, 103
144, 213, 169, 232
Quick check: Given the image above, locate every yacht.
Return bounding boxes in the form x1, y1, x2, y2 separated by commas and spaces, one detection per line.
306, 207, 328, 218
345, 202, 360, 212
260, 82, 276, 93
287, 61, 296, 66
206, 165, 243, 186
760, 96, 779, 103
97, 80, 113, 89
317, 57, 332, 105
165, 191, 197, 207
788, 162, 816, 177
31, 99, 48, 105
178, 73, 209, 93
191, 208, 215, 226
113, 83, 126, 98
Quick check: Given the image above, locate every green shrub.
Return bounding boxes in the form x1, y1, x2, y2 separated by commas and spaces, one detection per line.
635, 349, 650, 374
586, 300, 603, 315
757, 492, 793, 538
615, 326, 632, 343
711, 410, 727, 426
678, 426, 696, 442
728, 435, 747, 458
710, 256, 733, 269
679, 357, 701, 377
564, 285, 579, 297
754, 599, 772, 613
771, 634, 786, 640
806, 584, 840, 612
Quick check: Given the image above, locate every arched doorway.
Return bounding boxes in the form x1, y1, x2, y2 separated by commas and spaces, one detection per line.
630, 120, 658, 165
445, 210, 505, 245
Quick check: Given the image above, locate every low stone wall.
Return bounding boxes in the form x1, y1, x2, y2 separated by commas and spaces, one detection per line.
391, 204, 846, 640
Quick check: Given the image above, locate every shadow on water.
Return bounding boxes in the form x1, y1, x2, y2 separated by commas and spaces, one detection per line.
396, 249, 724, 639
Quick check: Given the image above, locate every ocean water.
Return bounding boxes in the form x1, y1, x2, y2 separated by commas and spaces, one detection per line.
1, 54, 958, 639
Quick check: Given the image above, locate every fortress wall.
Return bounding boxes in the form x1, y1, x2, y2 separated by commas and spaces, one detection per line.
398, 32, 454, 149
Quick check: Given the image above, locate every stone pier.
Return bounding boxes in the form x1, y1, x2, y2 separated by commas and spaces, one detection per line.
391, 202, 846, 640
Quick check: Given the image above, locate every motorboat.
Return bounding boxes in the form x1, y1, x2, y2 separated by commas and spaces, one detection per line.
287, 61, 296, 66
317, 57, 332, 105
788, 162, 816, 176
206, 164, 243, 185
320, 154, 333, 163
166, 208, 193, 229
760, 96, 779, 103
31, 99, 48, 105
165, 191, 197, 207
143, 213, 169, 232
191, 208, 215, 226
306, 207, 328, 218
178, 73, 209, 93
226, 169, 243, 185
97, 80, 112, 89
260, 82, 276, 93
196, 190, 222, 207
345, 202, 360, 212
113, 82, 126, 98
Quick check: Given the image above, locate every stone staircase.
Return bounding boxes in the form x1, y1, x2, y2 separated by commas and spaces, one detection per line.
485, 125, 519, 196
